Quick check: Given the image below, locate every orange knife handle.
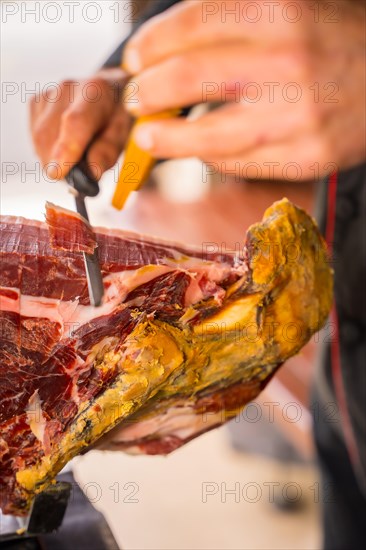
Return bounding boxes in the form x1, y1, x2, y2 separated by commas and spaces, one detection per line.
111, 109, 181, 210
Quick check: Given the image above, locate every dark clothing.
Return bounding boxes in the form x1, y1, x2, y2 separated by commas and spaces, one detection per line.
313, 165, 366, 549
312, 386, 366, 550
315, 165, 366, 491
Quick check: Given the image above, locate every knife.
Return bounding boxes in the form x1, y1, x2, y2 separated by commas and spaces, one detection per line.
65, 156, 104, 307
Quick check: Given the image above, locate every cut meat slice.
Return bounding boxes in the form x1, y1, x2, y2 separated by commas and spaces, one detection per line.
45, 202, 97, 254
0, 199, 333, 515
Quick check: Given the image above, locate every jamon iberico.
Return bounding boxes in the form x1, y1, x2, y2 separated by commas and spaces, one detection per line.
0, 199, 333, 515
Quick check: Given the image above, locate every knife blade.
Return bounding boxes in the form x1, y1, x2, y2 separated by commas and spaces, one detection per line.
65, 157, 104, 307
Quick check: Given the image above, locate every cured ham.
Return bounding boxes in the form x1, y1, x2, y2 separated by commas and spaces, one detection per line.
0, 199, 333, 515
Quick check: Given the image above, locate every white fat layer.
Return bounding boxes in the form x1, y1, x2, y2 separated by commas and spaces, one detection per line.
26, 390, 47, 446
111, 405, 224, 445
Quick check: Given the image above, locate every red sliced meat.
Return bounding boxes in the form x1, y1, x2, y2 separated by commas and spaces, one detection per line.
45, 202, 97, 254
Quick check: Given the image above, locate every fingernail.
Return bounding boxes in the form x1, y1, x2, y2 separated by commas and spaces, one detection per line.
123, 47, 142, 74
46, 162, 60, 179
134, 124, 155, 151
123, 84, 141, 114
88, 162, 102, 180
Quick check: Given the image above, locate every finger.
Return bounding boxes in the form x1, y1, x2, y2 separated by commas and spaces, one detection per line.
87, 107, 132, 178
203, 134, 332, 181
30, 81, 79, 164
132, 99, 317, 160
29, 96, 47, 159
123, 0, 307, 74
31, 108, 65, 167
30, 80, 79, 129
125, 43, 307, 116
48, 78, 118, 179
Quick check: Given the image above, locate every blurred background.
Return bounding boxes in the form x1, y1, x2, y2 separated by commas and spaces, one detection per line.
1, 1, 323, 548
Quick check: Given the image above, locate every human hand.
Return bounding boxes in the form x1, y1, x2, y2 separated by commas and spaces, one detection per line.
30, 68, 131, 179
122, 0, 366, 180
